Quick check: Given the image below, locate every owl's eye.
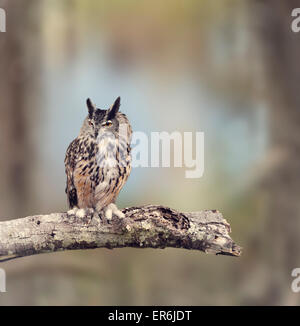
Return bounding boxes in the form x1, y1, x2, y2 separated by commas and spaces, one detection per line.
102, 120, 113, 127
88, 120, 94, 127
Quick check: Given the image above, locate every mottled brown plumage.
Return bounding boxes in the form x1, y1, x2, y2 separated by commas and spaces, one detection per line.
64, 97, 132, 218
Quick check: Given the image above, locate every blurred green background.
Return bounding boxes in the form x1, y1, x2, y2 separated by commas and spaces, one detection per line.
0, 0, 300, 305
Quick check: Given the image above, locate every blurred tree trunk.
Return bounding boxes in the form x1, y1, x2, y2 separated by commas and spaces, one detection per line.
0, 0, 41, 219
252, 0, 300, 304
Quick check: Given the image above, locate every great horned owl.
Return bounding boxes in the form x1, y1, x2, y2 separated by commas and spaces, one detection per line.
64, 97, 132, 219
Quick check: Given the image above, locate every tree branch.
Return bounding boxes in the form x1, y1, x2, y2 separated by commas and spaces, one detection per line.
0, 205, 241, 262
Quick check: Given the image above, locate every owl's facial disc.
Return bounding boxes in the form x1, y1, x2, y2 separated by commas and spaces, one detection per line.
84, 97, 120, 137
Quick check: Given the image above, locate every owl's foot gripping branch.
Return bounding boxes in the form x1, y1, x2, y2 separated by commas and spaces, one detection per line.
0, 205, 241, 262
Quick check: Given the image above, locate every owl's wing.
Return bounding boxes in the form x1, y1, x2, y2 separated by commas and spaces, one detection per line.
64, 138, 80, 208
65, 138, 95, 209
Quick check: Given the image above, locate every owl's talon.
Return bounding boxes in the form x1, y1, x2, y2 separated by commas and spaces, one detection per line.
114, 209, 125, 219
102, 203, 125, 221
105, 208, 113, 220
67, 208, 78, 216
75, 208, 87, 218
68, 208, 95, 220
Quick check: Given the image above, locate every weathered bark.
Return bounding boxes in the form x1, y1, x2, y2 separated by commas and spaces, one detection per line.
0, 205, 241, 262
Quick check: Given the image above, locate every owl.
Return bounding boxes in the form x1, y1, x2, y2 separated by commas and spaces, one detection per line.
64, 97, 132, 219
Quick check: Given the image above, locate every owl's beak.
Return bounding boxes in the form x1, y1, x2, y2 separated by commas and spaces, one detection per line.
107, 96, 121, 119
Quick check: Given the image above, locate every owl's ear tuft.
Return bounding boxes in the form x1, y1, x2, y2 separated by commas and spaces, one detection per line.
86, 98, 95, 118
107, 96, 121, 119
